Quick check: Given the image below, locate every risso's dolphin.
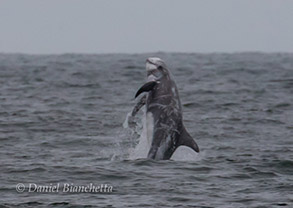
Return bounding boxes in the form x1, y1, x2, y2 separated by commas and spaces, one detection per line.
130, 57, 199, 160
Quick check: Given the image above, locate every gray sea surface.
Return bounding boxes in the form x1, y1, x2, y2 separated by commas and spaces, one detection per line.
0, 53, 292, 207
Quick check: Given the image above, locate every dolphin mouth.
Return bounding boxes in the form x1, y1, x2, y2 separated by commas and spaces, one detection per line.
146, 58, 158, 67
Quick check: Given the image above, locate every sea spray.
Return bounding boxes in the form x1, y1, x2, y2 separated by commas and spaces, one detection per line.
123, 109, 150, 159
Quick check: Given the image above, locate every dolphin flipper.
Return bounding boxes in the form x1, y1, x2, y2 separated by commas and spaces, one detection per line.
135, 81, 157, 98
131, 94, 147, 116
178, 127, 199, 153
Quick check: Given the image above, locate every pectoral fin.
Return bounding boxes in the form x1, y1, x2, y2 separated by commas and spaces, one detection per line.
131, 94, 147, 116
135, 81, 157, 98
178, 127, 199, 153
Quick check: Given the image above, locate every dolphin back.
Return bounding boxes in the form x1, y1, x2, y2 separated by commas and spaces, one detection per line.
147, 125, 199, 160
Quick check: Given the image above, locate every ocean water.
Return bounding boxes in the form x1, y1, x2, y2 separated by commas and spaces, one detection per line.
0, 53, 292, 207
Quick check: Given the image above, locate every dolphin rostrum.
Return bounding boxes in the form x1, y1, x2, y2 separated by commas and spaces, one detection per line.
130, 57, 199, 160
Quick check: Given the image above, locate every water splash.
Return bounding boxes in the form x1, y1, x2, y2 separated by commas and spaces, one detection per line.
123, 110, 150, 160
171, 146, 201, 161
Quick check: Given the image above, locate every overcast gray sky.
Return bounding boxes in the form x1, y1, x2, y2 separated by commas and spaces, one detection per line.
1, 0, 293, 54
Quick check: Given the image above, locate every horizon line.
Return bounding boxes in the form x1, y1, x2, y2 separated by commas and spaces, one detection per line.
1, 50, 293, 56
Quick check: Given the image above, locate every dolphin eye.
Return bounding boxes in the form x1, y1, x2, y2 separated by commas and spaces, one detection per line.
158, 66, 163, 70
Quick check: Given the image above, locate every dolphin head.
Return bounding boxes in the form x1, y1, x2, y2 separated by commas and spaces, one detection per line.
146, 57, 168, 81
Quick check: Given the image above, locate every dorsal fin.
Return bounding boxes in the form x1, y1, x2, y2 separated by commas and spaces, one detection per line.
178, 126, 199, 153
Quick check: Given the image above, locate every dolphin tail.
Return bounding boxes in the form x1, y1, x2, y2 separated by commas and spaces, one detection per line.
178, 127, 200, 153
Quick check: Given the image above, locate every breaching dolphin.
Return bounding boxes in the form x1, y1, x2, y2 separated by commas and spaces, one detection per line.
130, 57, 199, 160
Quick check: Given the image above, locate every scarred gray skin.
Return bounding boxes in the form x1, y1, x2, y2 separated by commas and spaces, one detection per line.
132, 57, 199, 160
